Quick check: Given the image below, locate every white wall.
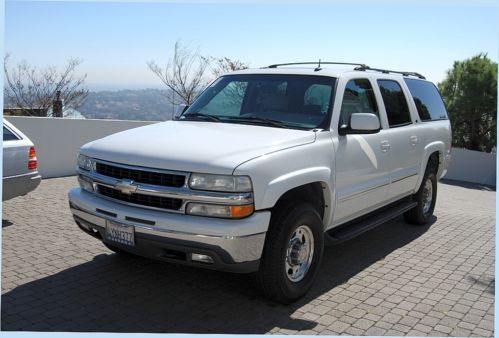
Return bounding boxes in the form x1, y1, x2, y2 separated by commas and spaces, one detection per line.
4, 117, 497, 187
444, 148, 496, 187
5, 117, 156, 178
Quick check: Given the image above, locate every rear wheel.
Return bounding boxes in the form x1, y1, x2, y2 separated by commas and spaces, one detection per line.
404, 169, 437, 225
253, 201, 324, 304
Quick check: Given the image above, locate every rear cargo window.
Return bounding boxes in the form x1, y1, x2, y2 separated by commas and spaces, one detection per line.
404, 78, 448, 121
3, 126, 20, 141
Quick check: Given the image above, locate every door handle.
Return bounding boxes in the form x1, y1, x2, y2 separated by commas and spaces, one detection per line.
410, 135, 418, 146
380, 141, 390, 152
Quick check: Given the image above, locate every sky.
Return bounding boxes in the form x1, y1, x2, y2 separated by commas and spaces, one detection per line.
4, 0, 499, 91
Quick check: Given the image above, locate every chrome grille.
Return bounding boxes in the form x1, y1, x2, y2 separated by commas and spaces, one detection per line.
95, 162, 185, 188
97, 185, 182, 211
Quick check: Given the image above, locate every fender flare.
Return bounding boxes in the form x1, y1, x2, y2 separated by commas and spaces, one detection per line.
258, 166, 335, 226
414, 141, 445, 191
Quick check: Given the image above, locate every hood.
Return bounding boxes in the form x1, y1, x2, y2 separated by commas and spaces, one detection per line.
81, 121, 316, 174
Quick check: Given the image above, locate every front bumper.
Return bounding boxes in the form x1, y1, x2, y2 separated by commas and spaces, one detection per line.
3, 171, 42, 201
68, 188, 270, 273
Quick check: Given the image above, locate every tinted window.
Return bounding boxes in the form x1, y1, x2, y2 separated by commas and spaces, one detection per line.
378, 80, 412, 127
200, 81, 248, 116
3, 126, 20, 141
339, 79, 378, 127
404, 78, 448, 121
186, 74, 336, 129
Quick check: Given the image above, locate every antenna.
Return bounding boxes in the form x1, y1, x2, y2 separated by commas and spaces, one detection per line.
314, 59, 322, 72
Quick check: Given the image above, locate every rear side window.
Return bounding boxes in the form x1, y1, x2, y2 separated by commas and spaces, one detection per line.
3, 126, 20, 141
377, 80, 412, 127
339, 79, 378, 127
404, 78, 448, 121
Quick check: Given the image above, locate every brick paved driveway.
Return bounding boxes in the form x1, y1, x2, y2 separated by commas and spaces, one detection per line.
1, 177, 495, 335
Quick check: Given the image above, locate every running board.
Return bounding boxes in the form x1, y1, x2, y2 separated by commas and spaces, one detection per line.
325, 199, 417, 245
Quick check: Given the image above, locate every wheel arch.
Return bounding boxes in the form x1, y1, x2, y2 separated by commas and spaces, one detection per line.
414, 141, 444, 191
262, 168, 334, 229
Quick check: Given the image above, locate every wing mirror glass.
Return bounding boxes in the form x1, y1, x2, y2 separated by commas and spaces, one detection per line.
339, 113, 381, 135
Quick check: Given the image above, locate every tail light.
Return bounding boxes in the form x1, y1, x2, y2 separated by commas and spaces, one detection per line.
28, 146, 38, 170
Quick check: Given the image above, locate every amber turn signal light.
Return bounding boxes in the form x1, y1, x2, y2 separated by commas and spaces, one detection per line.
230, 204, 254, 218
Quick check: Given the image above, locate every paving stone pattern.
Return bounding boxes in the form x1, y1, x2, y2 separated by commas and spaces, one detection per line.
1, 177, 495, 335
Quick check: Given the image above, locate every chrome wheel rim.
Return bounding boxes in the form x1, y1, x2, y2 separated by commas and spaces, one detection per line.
422, 178, 433, 214
285, 225, 315, 282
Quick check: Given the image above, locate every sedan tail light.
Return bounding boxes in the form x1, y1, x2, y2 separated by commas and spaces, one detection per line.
28, 146, 38, 170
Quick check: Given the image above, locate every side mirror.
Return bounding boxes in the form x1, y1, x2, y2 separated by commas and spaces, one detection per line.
173, 104, 188, 120
339, 113, 381, 135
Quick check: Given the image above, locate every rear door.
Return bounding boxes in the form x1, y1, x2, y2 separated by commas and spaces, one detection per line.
376, 79, 421, 200
3, 122, 32, 177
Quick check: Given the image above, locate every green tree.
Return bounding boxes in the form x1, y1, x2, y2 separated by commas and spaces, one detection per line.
438, 53, 497, 152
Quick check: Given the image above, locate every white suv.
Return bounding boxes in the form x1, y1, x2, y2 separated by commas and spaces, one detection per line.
68, 62, 452, 303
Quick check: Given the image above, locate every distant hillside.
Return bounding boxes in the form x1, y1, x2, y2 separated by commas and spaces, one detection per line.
78, 89, 175, 121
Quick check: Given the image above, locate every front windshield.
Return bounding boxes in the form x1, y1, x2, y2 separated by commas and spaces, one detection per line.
182, 74, 336, 130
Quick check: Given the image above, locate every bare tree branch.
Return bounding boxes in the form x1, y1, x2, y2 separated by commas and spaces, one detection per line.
4, 54, 89, 116
209, 57, 249, 78
147, 41, 210, 106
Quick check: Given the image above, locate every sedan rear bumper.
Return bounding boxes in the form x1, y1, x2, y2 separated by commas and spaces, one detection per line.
2, 172, 41, 201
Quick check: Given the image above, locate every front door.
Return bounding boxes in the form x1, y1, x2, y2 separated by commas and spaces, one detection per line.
333, 78, 391, 225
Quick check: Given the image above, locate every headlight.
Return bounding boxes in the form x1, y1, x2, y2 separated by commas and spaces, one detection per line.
189, 174, 252, 192
77, 154, 94, 171
186, 203, 254, 218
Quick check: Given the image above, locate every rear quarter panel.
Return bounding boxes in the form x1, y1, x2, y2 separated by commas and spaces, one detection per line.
412, 119, 452, 191
3, 121, 34, 177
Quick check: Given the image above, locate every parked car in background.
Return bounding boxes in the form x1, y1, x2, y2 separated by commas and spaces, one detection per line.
2, 119, 41, 201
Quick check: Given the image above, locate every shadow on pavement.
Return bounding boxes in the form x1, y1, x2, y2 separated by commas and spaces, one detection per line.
440, 178, 496, 191
2, 220, 14, 228
1, 216, 433, 333
467, 275, 495, 295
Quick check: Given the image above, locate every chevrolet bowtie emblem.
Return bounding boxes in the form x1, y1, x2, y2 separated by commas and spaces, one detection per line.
114, 179, 138, 195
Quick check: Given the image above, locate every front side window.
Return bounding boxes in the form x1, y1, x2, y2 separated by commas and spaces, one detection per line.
377, 80, 412, 127
3, 126, 20, 141
184, 74, 336, 130
339, 79, 378, 127
404, 78, 448, 121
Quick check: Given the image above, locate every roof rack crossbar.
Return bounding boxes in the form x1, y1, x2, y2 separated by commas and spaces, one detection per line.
267, 62, 369, 69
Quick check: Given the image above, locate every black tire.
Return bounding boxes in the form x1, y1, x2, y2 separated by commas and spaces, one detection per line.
404, 168, 437, 225
252, 201, 324, 304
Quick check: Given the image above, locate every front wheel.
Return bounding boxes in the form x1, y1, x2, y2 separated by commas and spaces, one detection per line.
253, 202, 324, 304
404, 170, 437, 225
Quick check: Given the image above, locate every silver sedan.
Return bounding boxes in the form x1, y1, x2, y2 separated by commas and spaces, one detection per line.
3, 119, 42, 201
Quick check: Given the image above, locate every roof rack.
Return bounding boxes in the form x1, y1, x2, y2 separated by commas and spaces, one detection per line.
355, 65, 426, 79
265, 61, 426, 79
267, 61, 369, 71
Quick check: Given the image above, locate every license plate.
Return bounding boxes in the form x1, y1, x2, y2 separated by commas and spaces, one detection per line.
106, 220, 135, 246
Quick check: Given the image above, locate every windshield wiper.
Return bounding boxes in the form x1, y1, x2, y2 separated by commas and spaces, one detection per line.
222, 116, 289, 129
180, 112, 221, 122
